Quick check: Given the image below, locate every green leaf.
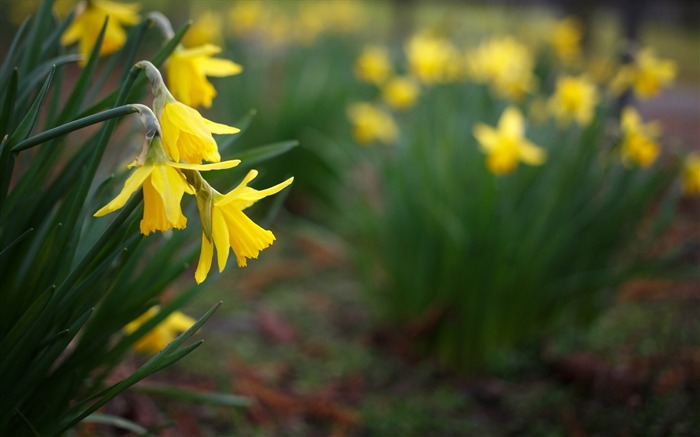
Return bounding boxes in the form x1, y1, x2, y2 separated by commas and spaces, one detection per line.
0, 17, 30, 87
0, 68, 18, 138
20, 0, 55, 74
82, 414, 150, 436
135, 384, 253, 407
230, 140, 299, 166
5, 65, 55, 147
17, 54, 81, 105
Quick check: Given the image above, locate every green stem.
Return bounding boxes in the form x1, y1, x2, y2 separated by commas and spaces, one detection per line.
11, 105, 139, 154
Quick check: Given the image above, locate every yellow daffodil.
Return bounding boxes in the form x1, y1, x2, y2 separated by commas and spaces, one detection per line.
166, 44, 242, 109
468, 36, 536, 101
611, 48, 676, 100
473, 107, 546, 175
227, 0, 264, 37
347, 102, 399, 146
94, 136, 240, 235
354, 46, 393, 85
61, 0, 140, 65
382, 76, 420, 110
195, 170, 294, 283
405, 32, 460, 85
160, 99, 240, 164
619, 107, 661, 168
550, 17, 583, 67
548, 75, 598, 127
681, 152, 700, 196
181, 10, 223, 48
124, 306, 196, 355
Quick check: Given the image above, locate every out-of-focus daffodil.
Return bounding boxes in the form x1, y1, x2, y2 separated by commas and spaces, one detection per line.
354, 46, 393, 85
228, 0, 264, 37
181, 10, 224, 48
473, 107, 546, 175
382, 76, 420, 110
550, 17, 583, 67
405, 32, 460, 85
61, 0, 140, 64
681, 152, 700, 196
94, 135, 240, 235
124, 306, 196, 355
619, 107, 661, 168
611, 48, 676, 100
548, 75, 598, 127
166, 44, 243, 109
468, 36, 536, 101
347, 102, 399, 146
194, 170, 294, 283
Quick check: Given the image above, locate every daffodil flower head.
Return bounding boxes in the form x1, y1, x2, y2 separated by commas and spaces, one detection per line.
681, 152, 700, 196
61, 0, 141, 65
166, 44, 243, 109
548, 75, 599, 127
550, 17, 583, 67
611, 48, 676, 100
181, 10, 224, 48
194, 171, 294, 283
405, 32, 459, 85
468, 36, 536, 101
473, 106, 546, 175
137, 60, 240, 164
94, 105, 241, 235
619, 106, 661, 168
347, 102, 399, 146
124, 306, 196, 355
382, 76, 420, 110
354, 45, 393, 85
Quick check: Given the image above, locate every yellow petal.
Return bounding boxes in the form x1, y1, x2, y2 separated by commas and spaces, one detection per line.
212, 207, 231, 272
519, 141, 546, 165
195, 233, 214, 284
199, 58, 243, 77
169, 159, 241, 171
175, 43, 223, 58
473, 124, 498, 152
203, 118, 240, 134
229, 177, 294, 210
499, 107, 524, 139
94, 166, 151, 216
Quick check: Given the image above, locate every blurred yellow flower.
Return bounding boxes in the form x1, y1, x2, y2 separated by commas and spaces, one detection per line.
468, 36, 536, 101
195, 170, 294, 283
473, 106, 546, 175
619, 107, 661, 168
124, 306, 196, 355
166, 44, 243, 109
550, 17, 583, 67
681, 152, 700, 196
61, 0, 140, 65
160, 99, 240, 164
182, 10, 223, 48
354, 46, 393, 85
8, 0, 74, 24
611, 48, 676, 100
548, 75, 598, 127
347, 102, 399, 146
382, 76, 420, 110
405, 32, 459, 85
94, 136, 240, 235
228, 0, 263, 37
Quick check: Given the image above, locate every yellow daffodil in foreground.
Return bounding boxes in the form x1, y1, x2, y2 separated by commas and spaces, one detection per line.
354, 45, 393, 85
681, 152, 700, 196
166, 44, 243, 109
468, 36, 536, 101
94, 136, 240, 235
473, 107, 546, 175
61, 0, 140, 64
195, 171, 294, 283
550, 17, 583, 67
619, 107, 661, 168
548, 75, 598, 127
124, 306, 196, 355
347, 102, 399, 146
611, 48, 676, 100
382, 76, 420, 110
160, 99, 240, 164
